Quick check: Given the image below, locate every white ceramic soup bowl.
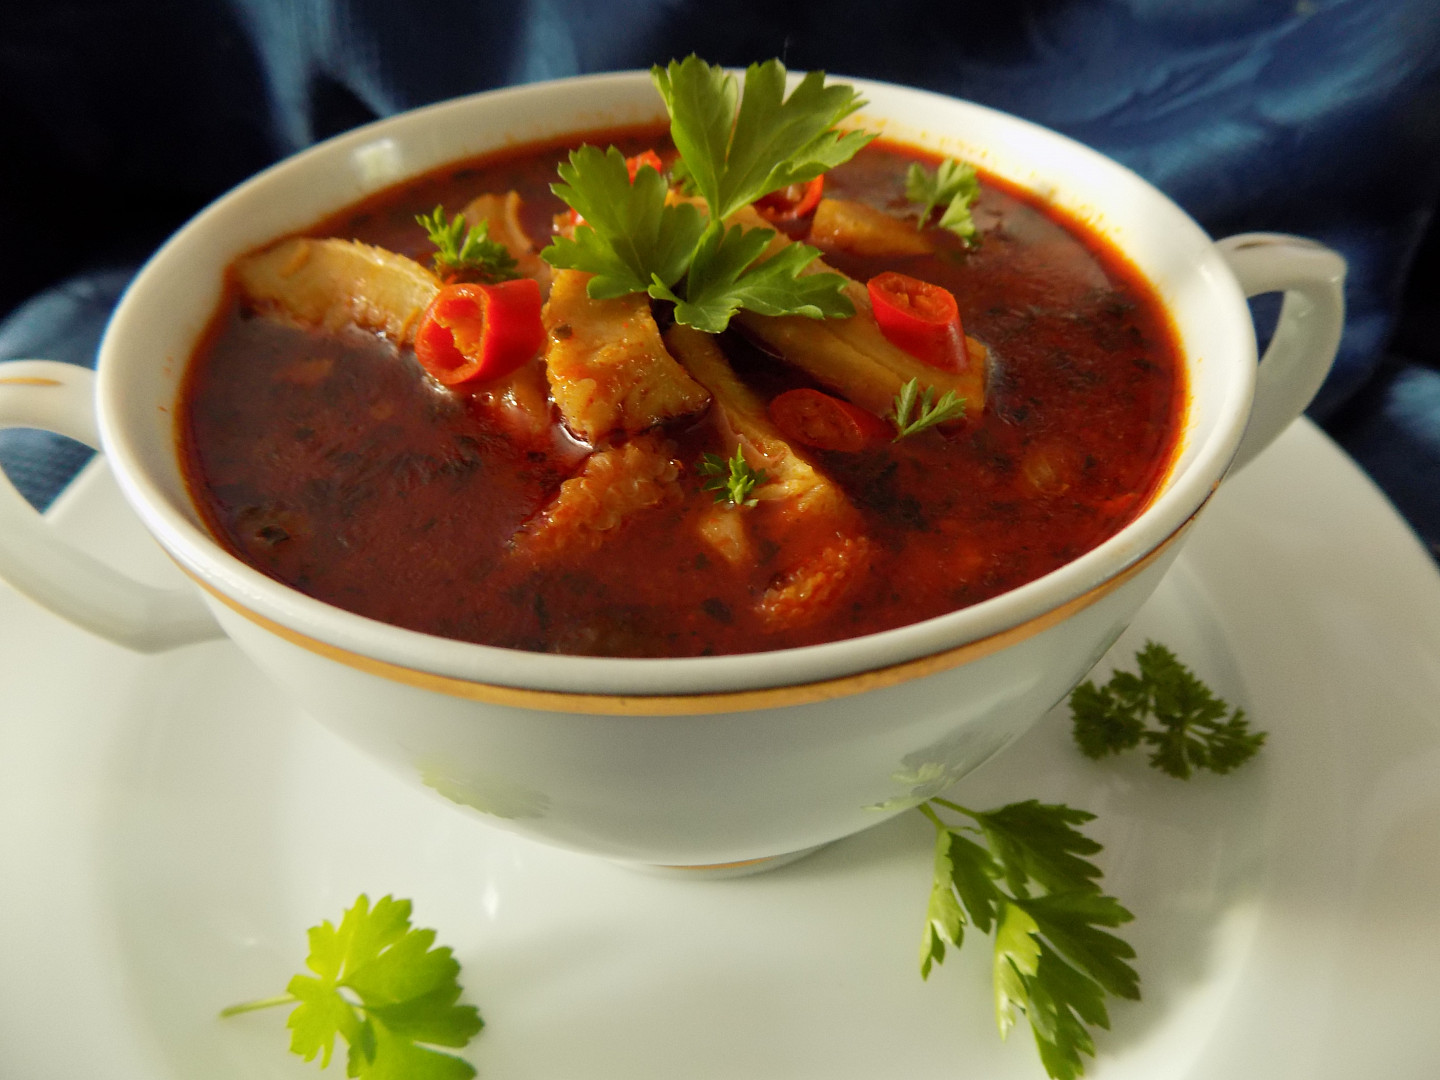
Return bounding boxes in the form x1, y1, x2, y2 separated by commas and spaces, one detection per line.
0, 70, 1343, 870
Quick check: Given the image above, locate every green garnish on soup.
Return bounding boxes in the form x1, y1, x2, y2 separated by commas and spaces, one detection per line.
541, 56, 874, 333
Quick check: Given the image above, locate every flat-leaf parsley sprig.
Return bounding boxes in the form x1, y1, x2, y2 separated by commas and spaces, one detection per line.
698, 446, 767, 506
541, 56, 875, 333
918, 798, 1138, 1080
545, 145, 706, 301
416, 205, 520, 283
652, 56, 873, 224
221, 894, 483, 1080
1070, 641, 1266, 778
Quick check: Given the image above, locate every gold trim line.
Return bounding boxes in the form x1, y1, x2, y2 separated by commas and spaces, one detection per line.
0, 376, 64, 387
184, 506, 1200, 715
660, 855, 780, 871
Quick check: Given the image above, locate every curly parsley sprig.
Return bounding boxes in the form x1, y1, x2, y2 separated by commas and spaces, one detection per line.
541, 56, 874, 333
416, 205, 520, 282
697, 446, 767, 506
918, 798, 1139, 1080
906, 158, 981, 243
221, 894, 483, 1080
1070, 641, 1266, 778
891, 377, 968, 438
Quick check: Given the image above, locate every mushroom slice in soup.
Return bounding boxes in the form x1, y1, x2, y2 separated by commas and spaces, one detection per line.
233, 238, 441, 342
513, 433, 683, 559
665, 324, 871, 630
540, 269, 712, 444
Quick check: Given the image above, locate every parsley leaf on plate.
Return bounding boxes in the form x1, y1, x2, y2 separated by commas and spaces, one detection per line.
1070, 641, 1266, 778
905, 158, 981, 242
221, 894, 483, 1080
918, 798, 1138, 1080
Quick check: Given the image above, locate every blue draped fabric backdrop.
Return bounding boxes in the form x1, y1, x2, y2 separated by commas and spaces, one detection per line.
2, 0, 1438, 557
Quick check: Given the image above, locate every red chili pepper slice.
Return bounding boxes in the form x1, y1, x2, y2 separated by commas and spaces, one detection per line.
866, 271, 967, 371
768, 388, 891, 452
413, 279, 544, 387
626, 149, 665, 181
754, 176, 825, 223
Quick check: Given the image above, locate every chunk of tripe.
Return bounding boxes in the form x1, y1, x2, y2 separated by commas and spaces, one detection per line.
540, 269, 711, 444
470, 360, 553, 444
461, 191, 553, 291
808, 197, 934, 257
515, 434, 683, 560
727, 205, 987, 418
665, 323, 870, 629
666, 324, 849, 519
756, 534, 871, 630
233, 238, 441, 342
697, 503, 751, 566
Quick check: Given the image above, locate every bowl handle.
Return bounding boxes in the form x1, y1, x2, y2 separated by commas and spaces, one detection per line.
1216, 233, 1346, 472
0, 360, 223, 651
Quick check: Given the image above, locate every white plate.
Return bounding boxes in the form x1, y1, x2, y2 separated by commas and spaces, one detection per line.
3, 418, 1439, 1080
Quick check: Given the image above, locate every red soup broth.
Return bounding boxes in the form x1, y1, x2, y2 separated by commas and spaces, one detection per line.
178, 127, 1185, 658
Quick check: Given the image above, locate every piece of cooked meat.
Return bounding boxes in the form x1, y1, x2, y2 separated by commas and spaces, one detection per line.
234, 238, 441, 342
665, 324, 853, 522
514, 433, 683, 560
468, 360, 553, 443
665, 324, 871, 629
757, 534, 872, 631
697, 503, 752, 566
238, 233, 553, 439
540, 269, 711, 443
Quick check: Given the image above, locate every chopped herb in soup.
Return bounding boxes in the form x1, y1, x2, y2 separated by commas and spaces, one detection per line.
178, 60, 1183, 658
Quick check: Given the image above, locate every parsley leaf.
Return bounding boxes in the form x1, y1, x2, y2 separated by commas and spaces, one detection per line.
905, 159, 981, 242
544, 144, 706, 298
651, 221, 854, 333
921, 828, 998, 976
1070, 641, 1266, 778
966, 801, 1107, 897
992, 901, 1042, 1037
697, 446, 767, 506
540, 56, 871, 334
416, 206, 520, 282
221, 894, 482, 1080
667, 154, 699, 196
918, 799, 1138, 1080
891, 377, 968, 438
653, 56, 875, 222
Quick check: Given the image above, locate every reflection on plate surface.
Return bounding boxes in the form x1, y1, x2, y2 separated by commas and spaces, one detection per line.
1, 420, 1439, 1079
